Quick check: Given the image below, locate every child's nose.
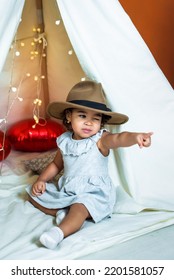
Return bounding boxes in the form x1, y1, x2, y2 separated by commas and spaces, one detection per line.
85, 119, 92, 125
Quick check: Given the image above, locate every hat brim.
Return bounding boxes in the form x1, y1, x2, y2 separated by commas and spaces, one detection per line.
47, 101, 128, 125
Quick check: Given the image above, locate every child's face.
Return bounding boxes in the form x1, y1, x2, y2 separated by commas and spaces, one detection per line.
66, 108, 102, 140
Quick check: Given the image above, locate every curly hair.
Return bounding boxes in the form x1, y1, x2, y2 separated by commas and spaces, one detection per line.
61, 108, 111, 131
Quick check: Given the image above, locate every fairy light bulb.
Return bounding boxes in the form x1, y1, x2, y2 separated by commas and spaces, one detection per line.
55, 20, 61, 25
26, 73, 31, 77
68, 50, 73, 55
20, 42, 25, 47
11, 87, 17, 92
81, 77, 86, 81
33, 114, 39, 123
33, 98, 42, 106
15, 51, 20, 56
34, 76, 38, 81
18, 97, 23, 102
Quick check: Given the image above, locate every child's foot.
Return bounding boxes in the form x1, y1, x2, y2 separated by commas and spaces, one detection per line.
56, 208, 68, 225
39, 226, 64, 249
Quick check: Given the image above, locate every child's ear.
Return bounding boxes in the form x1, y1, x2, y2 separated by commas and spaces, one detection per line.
65, 110, 72, 123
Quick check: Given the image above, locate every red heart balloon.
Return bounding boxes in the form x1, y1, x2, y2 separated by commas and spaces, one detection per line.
7, 119, 65, 152
0, 131, 11, 161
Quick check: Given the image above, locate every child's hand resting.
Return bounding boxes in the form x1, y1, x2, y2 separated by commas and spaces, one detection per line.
31, 181, 46, 196
136, 132, 153, 148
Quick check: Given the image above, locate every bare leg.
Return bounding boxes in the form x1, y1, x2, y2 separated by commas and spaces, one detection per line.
59, 203, 91, 237
39, 203, 91, 249
28, 195, 58, 217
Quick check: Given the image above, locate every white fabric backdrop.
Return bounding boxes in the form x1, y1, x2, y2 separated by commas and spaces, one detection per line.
57, 0, 174, 210
0, 0, 25, 72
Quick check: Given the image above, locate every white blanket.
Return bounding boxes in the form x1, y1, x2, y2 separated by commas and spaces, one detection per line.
1, 151, 174, 260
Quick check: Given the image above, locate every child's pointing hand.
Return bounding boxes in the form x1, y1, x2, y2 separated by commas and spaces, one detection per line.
137, 132, 153, 148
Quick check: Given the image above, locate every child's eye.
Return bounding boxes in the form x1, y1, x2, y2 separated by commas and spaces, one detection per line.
93, 118, 100, 121
79, 114, 86, 118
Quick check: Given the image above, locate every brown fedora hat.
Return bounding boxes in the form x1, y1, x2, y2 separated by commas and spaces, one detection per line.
47, 81, 128, 125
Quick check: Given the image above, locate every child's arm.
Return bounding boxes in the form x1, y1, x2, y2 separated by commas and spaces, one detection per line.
98, 131, 153, 155
31, 148, 63, 196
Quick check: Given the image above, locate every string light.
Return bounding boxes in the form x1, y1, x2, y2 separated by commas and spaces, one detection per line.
0, 26, 48, 133
0, 9, 86, 173
55, 20, 61, 25
81, 77, 86, 81
11, 87, 17, 92
68, 49, 73, 55
15, 51, 20, 56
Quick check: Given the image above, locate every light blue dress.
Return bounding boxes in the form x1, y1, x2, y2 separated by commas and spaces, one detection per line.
26, 129, 116, 223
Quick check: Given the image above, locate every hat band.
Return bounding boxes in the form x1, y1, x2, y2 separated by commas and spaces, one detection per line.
69, 100, 111, 112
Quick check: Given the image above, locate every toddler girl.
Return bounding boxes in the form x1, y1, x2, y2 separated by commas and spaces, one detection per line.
26, 80, 152, 249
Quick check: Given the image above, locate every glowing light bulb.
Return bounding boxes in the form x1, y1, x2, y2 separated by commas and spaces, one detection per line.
31, 42, 35, 46
42, 53, 46, 57
15, 51, 20, 56
26, 73, 31, 77
20, 42, 25, 47
81, 77, 86, 81
18, 97, 23, 102
33, 28, 36, 32
41, 75, 45, 79
34, 76, 38, 81
68, 50, 73, 55
55, 20, 61, 25
11, 87, 17, 92
34, 115, 39, 122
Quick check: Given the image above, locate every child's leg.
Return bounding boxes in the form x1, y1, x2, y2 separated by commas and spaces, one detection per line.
28, 195, 58, 217
59, 203, 90, 237
40, 203, 90, 249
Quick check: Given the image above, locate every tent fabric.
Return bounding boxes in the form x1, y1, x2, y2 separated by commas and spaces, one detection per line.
0, 0, 25, 72
57, 0, 174, 209
0, 0, 174, 259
